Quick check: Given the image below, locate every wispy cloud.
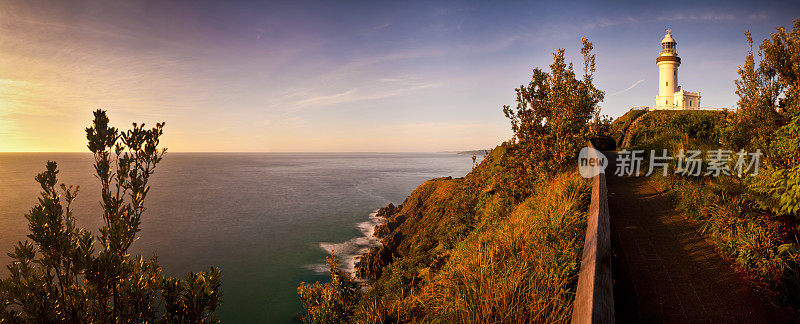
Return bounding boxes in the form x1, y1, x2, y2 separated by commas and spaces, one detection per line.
699, 13, 736, 21
457, 17, 467, 31
373, 21, 391, 29
584, 17, 638, 30
657, 12, 736, 22
294, 89, 358, 107
609, 79, 645, 96
379, 78, 405, 83
748, 12, 769, 21
292, 81, 438, 109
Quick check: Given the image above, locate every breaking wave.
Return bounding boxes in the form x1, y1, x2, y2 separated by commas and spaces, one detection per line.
307, 210, 383, 276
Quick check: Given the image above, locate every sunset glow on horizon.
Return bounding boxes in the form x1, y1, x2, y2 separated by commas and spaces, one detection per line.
1, 0, 798, 152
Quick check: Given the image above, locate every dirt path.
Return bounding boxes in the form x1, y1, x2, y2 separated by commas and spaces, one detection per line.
604, 152, 788, 323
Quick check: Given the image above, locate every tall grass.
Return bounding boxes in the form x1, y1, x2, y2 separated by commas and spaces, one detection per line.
423, 171, 590, 323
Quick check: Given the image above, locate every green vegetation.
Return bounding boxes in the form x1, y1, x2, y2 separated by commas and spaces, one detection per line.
609, 108, 647, 145
625, 109, 728, 154
426, 171, 589, 323
621, 19, 800, 308
297, 254, 359, 323
502, 38, 604, 191
0, 110, 222, 323
298, 39, 603, 323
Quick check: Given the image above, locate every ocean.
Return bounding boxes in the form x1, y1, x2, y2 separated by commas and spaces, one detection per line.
0, 152, 473, 322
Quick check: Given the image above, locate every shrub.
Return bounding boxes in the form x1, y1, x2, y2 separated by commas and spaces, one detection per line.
501, 38, 604, 199
0, 110, 222, 323
297, 254, 359, 324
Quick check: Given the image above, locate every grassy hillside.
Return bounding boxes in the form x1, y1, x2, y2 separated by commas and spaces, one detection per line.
423, 171, 589, 323
355, 144, 591, 323
623, 109, 728, 153
609, 108, 647, 144
299, 144, 592, 323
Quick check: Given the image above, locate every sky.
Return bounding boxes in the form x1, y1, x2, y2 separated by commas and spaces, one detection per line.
0, 0, 798, 152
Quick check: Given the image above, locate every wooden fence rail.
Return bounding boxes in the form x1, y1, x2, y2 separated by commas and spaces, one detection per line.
571, 140, 615, 324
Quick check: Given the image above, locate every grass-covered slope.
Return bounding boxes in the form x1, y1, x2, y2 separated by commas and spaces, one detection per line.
424, 171, 589, 323
348, 145, 591, 323
623, 109, 728, 152
609, 108, 647, 145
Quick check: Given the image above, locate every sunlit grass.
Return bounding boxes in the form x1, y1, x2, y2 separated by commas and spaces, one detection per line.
422, 171, 590, 323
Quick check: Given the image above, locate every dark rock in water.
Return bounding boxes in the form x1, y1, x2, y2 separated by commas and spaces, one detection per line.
376, 203, 396, 217
376, 202, 403, 218
354, 246, 392, 280
357, 202, 410, 280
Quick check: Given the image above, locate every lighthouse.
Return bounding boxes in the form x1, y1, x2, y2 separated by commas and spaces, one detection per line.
654, 30, 701, 110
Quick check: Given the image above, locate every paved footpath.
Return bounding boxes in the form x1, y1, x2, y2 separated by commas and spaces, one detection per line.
605, 152, 789, 323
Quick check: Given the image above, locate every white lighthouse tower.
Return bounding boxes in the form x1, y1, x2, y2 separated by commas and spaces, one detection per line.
654, 30, 701, 110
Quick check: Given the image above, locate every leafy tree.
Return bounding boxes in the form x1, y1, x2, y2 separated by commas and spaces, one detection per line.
297, 254, 359, 324
725, 31, 783, 155
588, 111, 613, 139
0, 110, 222, 323
501, 38, 604, 200
728, 19, 800, 218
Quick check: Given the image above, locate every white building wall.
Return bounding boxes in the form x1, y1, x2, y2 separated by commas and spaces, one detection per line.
674, 90, 701, 109
657, 61, 678, 108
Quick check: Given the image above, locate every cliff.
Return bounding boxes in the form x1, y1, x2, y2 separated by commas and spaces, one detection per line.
355, 176, 459, 279
351, 143, 592, 322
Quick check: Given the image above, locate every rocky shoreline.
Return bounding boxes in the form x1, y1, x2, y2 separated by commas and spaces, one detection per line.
354, 176, 454, 280
353, 202, 401, 279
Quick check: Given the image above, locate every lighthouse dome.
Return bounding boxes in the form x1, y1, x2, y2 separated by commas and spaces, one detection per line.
660, 31, 677, 55
661, 33, 676, 44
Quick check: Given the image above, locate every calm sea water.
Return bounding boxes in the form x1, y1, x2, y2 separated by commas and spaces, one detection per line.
0, 152, 472, 322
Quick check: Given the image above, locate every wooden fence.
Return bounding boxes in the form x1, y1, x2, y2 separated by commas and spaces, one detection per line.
571, 140, 615, 324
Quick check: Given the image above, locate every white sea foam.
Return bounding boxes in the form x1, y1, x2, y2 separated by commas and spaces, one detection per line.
308, 211, 384, 278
